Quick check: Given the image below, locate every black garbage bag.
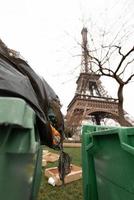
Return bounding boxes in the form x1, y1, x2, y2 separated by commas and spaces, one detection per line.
58, 149, 71, 185
0, 39, 64, 148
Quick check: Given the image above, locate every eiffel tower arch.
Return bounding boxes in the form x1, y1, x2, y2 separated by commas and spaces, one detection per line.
65, 73, 120, 128
65, 27, 132, 138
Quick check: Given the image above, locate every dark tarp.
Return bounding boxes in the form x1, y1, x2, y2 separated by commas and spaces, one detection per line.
0, 43, 64, 147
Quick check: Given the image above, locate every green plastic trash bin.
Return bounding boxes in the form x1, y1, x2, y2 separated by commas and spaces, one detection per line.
82, 125, 134, 200
0, 97, 42, 200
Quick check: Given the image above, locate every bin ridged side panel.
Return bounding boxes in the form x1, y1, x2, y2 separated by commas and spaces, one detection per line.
82, 125, 98, 200
0, 97, 41, 200
82, 125, 134, 200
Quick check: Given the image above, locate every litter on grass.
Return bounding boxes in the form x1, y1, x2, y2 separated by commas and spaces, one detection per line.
45, 164, 82, 186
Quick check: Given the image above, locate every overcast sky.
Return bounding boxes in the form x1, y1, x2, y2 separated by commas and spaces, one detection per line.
0, 0, 134, 116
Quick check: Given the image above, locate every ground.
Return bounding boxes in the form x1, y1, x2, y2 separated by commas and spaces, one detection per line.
37, 146, 83, 200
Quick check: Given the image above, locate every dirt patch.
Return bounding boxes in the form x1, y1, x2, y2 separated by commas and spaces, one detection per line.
63, 143, 81, 147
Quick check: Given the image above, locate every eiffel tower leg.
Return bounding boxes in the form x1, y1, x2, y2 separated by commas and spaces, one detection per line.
118, 117, 132, 127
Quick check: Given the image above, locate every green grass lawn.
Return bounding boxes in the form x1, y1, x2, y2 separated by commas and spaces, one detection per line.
37, 147, 83, 200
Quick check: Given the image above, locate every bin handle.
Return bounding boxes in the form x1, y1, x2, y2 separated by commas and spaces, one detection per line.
86, 141, 94, 151
119, 131, 134, 155
85, 135, 95, 152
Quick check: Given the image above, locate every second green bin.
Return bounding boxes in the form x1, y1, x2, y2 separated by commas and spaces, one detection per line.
82, 125, 134, 200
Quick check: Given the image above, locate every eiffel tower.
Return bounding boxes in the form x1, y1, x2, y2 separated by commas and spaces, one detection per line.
65, 27, 132, 137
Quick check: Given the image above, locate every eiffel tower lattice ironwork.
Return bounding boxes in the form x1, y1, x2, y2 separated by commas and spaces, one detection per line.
65, 27, 131, 136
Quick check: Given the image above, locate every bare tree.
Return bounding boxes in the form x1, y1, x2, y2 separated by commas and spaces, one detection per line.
87, 43, 134, 126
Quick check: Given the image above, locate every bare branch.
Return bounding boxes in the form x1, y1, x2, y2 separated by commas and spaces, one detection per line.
99, 66, 115, 77
115, 46, 134, 74
114, 45, 124, 56
101, 45, 111, 64
88, 31, 99, 58
119, 58, 134, 76
102, 45, 121, 66
72, 54, 82, 57
108, 18, 130, 46
100, 30, 106, 60
64, 30, 82, 47
125, 74, 134, 84
89, 54, 115, 77
101, 45, 123, 65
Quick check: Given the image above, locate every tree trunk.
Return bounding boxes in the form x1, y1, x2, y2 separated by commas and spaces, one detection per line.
118, 84, 132, 126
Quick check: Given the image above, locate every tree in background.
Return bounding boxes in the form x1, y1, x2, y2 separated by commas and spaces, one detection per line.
83, 28, 134, 126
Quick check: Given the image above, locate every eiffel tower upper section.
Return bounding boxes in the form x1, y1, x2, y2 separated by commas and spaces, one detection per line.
76, 27, 114, 100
